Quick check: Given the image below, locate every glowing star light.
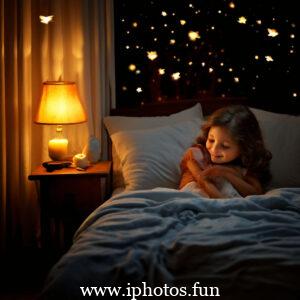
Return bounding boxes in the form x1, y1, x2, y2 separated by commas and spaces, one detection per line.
158, 68, 165, 75
229, 2, 235, 9
265, 56, 274, 62
161, 11, 167, 17
136, 87, 143, 93
147, 51, 158, 61
267, 28, 279, 37
128, 64, 136, 71
238, 17, 247, 24
188, 31, 200, 41
39, 15, 53, 24
180, 20, 186, 25
170, 39, 176, 45
171, 72, 181, 80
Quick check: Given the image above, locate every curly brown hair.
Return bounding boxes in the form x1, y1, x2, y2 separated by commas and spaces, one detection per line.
196, 105, 272, 184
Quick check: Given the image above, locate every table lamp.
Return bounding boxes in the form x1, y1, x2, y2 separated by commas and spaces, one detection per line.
35, 81, 87, 161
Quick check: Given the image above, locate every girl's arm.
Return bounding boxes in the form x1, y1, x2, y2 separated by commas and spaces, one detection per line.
202, 166, 263, 196
186, 160, 224, 198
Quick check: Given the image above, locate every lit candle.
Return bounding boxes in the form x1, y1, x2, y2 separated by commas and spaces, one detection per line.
73, 153, 89, 169
48, 138, 68, 161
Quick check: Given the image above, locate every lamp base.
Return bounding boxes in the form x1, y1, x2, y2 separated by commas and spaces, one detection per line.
48, 137, 69, 161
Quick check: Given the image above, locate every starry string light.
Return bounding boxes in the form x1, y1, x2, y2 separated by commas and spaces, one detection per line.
39, 15, 54, 24
115, 0, 299, 112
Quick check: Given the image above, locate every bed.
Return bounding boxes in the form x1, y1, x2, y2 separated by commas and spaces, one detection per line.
40, 99, 300, 300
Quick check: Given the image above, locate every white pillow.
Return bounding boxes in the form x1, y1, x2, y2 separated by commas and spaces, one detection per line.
251, 108, 300, 188
104, 103, 203, 188
104, 103, 203, 135
110, 119, 202, 191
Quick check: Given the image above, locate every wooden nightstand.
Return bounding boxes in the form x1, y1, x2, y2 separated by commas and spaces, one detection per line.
29, 161, 112, 256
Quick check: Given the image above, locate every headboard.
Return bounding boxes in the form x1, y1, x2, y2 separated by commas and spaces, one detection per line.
110, 96, 300, 117
110, 97, 248, 117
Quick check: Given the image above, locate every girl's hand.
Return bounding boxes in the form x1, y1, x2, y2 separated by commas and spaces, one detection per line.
202, 165, 242, 178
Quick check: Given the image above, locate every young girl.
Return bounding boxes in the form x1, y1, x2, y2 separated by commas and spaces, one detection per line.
179, 105, 272, 198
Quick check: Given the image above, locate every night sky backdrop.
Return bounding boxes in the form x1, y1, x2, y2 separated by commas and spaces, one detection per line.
114, 0, 299, 113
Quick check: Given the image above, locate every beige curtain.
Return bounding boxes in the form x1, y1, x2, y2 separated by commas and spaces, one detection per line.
0, 0, 115, 253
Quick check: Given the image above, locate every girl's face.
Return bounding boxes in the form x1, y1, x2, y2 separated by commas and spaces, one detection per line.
206, 126, 240, 164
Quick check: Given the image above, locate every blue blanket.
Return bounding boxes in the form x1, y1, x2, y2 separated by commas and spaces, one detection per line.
42, 188, 300, 299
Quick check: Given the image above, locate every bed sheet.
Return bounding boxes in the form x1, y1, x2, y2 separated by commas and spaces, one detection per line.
41, 188, 300, 299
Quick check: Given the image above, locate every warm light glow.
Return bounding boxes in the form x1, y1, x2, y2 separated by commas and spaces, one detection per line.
35, 81, 87, 124
180, 20, 186, 25
171, 72, 180, 80
265, 55, 274, 62
35, 81, 87, 161
147, 51, 158, 60
158, 68, 165, 75
128, 64, 137, 71
229, 2, 235, 9
267, 28, 279, 37
39, 15, 53, 24
188, 31, 200, 41
238, 16, 247, 24
48, 138, 68, 161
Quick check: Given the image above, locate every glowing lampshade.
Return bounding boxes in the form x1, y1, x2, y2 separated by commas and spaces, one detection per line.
35, 81, 86, 124
35, 81, 87, 161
